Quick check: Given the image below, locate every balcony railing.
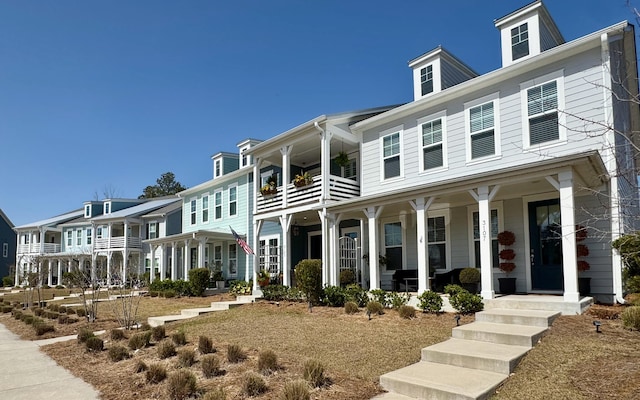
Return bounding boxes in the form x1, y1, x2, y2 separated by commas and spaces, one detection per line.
17, 243, 61, 254
94, 236, 142, 250
256, 174, 360, 213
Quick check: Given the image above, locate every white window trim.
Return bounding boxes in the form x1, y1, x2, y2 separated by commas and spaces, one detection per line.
66, 230, 73, 246
465, 92, 501, 165
467, 202, 504, 270
214, 159, 222, 178
147, 221, 158, 240
104, 201, 111, 215
426, 210, 451, 272
201, 192, 210, 224
379, 124, 404, 182
86, 228, 92, 245
84, 205, 91, 218
520, 70, 566, 150
228, 242, 238, 277
228, 184, 238, 218
213, 189, 223, 221
240, 146, 250, 168
417, 111, 448, 173
189, 198, 197, 226
76, 229, 83, 246
212, 243, 223, 270
379, 217, 406, 272
260, 234, 280, 275
2, 243, 8, 258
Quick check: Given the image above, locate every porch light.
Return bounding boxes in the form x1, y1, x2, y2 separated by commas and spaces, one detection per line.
593, 320, 602, 333
454, 315, 461, 326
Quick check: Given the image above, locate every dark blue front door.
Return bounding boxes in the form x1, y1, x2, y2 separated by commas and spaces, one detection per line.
529, 199, 563, 291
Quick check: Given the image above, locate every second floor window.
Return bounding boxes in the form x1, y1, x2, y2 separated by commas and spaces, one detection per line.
76, 230, 82, 246
86, 228, 92, 245
382, 132, 401, 179
229, 187, 237, 216
2, 243, 7, 258
422, 118, 444, 170
469, 101, 495, 159
420, 65, 433, 96
527, 81, 559, 145
511, 23, 529, 61
190, 200, 197, 225
67, 231, 72, 246
215, 191, 222, 220
202, 195, 209, 223
147, 222, 158, 239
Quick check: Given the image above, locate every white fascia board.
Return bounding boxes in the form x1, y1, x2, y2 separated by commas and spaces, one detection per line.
178, 169, 251, 197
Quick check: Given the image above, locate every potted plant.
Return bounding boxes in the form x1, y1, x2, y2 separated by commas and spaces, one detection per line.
459, 267, 481, 293
260, 174, 278, 196
257, 269, 270, 288
212, 263, 224, 290
576, 225, 591, 295
497, 230, 517, 294
334, 151, 350, 167
292, 172, 313, 188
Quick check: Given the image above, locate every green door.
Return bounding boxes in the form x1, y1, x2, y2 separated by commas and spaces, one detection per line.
529, 199, 563, 291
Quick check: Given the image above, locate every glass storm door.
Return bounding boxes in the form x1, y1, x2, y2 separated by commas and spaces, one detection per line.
528, 199, 563, 291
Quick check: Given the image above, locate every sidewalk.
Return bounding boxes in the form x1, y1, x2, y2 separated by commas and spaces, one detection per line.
0, 323, 100, 400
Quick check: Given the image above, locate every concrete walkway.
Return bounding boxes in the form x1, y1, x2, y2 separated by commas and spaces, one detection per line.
0, 323, 100, 400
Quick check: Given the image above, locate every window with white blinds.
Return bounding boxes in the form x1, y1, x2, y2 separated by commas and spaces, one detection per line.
382, 132, 401, 179
469, 102, 495, 159
422, 118, 443, 170
527, 81, 559, 145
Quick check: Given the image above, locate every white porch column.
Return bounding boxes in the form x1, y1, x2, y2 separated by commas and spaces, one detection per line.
197, 236, 208, 268
318, 126, 333, 202
14, 257, 21, 286
469, 185, 499, 300
330, 214, 343, 286
281, 146, 292, 208
122, 250, 128, 285
160, 244, 167, 280
279, 214, 292, 286
47, 259, 53, 287
318, 209, 330, 286
559, 170, 580, 302
410, 197, 434, 294
149, 245, 156, 283
106, 252, 112, 285
253, 220, 263, 291
57, 259, 62, 286
171, 242, 177, 280
253, 158, 262, 215
363, 206, 383, 290
183, 239, 190, 279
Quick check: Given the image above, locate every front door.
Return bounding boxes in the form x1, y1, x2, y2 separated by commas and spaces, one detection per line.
308, 234, 322, 259
528, 199, 563, 291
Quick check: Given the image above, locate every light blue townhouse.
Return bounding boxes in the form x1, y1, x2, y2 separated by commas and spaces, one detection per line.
145, 139, 261, 284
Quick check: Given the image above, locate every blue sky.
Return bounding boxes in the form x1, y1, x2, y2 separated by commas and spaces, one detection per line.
0, 0, 635, 226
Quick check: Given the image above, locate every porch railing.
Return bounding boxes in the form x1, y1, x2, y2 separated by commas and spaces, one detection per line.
17, 243, 61, 254
256, 174, 360, 213
94, 236, 142, 250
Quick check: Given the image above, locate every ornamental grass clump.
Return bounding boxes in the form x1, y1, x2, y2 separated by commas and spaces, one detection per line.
108, 345, 131, 362
85, 336, 104, 352
257, 349, 278, 374
157, 340, 177, 359
227, 344, 246, 363
621, 306, 640, 330
110, 328, 126, 341
129, 331, 151, 350
303, 359, 326, 388
171, 331, 187, 346
242, 372, 267, 396
167, 370, 198, 400
133, 360, 148, 373
146, 363, 167, 384
177, 348, 196, 367
366, 301, 384, 316
344, 301, 359, 314
201, 354, 222, 378
77, 328, 95, 343
151, 325, 166, 341
203, 387, 226, 400
398, 304, 416, 319
281, 380, 311, 400
198, 335, 214, 354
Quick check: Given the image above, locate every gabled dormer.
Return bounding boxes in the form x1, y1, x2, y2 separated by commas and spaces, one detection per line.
211, 152, 240, 179
409, 46, 478, 101
237, 138, 262, 169
495, 0, 564, 67
83, 201, 103, 218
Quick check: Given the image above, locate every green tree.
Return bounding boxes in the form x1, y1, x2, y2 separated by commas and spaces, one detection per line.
139, 172, 186, 199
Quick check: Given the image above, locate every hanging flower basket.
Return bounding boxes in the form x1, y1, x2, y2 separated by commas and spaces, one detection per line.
334, 151, 350, 167
497, 231, 516, 246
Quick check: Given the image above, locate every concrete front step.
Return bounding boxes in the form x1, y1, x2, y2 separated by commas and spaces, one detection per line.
422, 338, 529, 375
379, 361, 506, 400
483, 295, 593, 315
181, 308, 218, 317
371, 392, 415, 400
475, 308, 560, 327
148, 314, 194, 327
452, 321, 547, 347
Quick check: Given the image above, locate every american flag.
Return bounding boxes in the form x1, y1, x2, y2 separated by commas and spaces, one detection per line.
230, 226, 254, 255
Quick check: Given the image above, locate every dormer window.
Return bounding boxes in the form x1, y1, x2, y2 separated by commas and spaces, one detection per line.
511, 23, 529, 61
104, 202, 111, 214
240, 146, 250, 168
84, 205, 91, 218
420, 65, 434, 96
214, 160, 221, 178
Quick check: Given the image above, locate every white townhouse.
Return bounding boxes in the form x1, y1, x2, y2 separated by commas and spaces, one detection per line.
322, 1, 639, 309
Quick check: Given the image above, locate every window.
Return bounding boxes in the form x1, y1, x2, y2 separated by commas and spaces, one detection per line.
469, 100, 496, 159
240, 146, 249, 168
214, 159, 221, 178
2, 243, 7, 258
147, 222, 158, 239
84, 205, 91, 218
202, 195, 209, 223
511, 23, 529, 61
259, 236, 280, 276
213, 244, 222, 270
527, 81, 559, 145
86, 228, 92, 245
428, 216, 447, 270
104, 202, 111, 214
67, 231, 72, 246
420, 65, 433, 96
228, 186, 237, 217
421, 118, 444, 170
214, 191, 222, 220
343, 158, 357, 180
382, 131, 401, 179
76, 230, 82, 246
190, 199, 196, 225
384, 222, 403, 270
23, 234, 30, 245
96, 227, 103, 239
228, 243, 237, 276
472, 209, 500, 268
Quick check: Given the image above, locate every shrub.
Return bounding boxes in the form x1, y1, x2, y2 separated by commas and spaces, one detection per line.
12, 310, 22, 319
281, 380, 310, 400
33, 321, 55, 336
22, 315, 35, 325
344, 301, 359, 314
417, 290, 443, 313
201, 354, 222, 378
344, 284, 368, 307
203, 387, 226, 400
167, 370, 198, 400
66, 316, 79, 324
57, 305, 67, 314
76, 308, 87, 318
389, 292, 410, 310
339, 269, 356, 286
0, 305, 12, 313
444, 284, 466, 297
322, 285, 346, 307
449, 291, 484, 314
108, 345, 131, 362
148, 290, 159, 297
242, 372, 267, 396
133, 360, 148, 373
366, 301, 384, 316
257, 349, 278, 374
162, 289, 177, 298
171, 331, 187, 346
198, 335, 214, 354
66, 307, 76, 315
157, 340, 177, 359
228, 280, 252, 296
146, 363, 167, 384
129, 332, 151, 350
177, 348, 196, 367
139, 322, 152, 331
626, 275, 640, 294
295, 259, 323, 306
262, 284, 289, 301
48, 303, 60, 312
77, 328, 95, 343
227, 344, 246, 363
398, 305, 416, 319
85, 336, 104, 352
57, 314, 69, 324
33, 307, 44, 316
151, 325, 166, 341
110, 328, 126, 341
369, 289, 390, 307
189, 268, 211, 297
459, 268, 481, 284
303, 359, 325, 388
621, 306, 640, 330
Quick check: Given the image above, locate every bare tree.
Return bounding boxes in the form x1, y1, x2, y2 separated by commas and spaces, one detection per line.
106, 257, 142, 329
63, 257, 101, 322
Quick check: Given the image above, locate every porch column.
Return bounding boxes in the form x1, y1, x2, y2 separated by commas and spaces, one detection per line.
410, 197, 434, 293
253, 220, 264, 291
253, 158, 263, 215
318, 209, 330, 286
470, 185, 498, 300
183, 239, 190, 280
279, 214, 292, 286
57, 259, 62, 286
281, 146, 292, 208
14, 257, 21, 286
319, 127, 333, 202
363, 206, 383, 290
47, 259, 53, 287
160, 244, 167, 280
359, 219, 367, 288
559, 170, 580, 302
106, 252, 112, 285
329, 213, 342, 286
171, 242, 177, 280
197, 236, 208, 268
122, 250, 129, 285
149, 245, 156, 283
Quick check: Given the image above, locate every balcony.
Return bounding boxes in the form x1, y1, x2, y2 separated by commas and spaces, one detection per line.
94, 236, 142, 250
17, 243, 61, 254
256, 175, 360, 213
